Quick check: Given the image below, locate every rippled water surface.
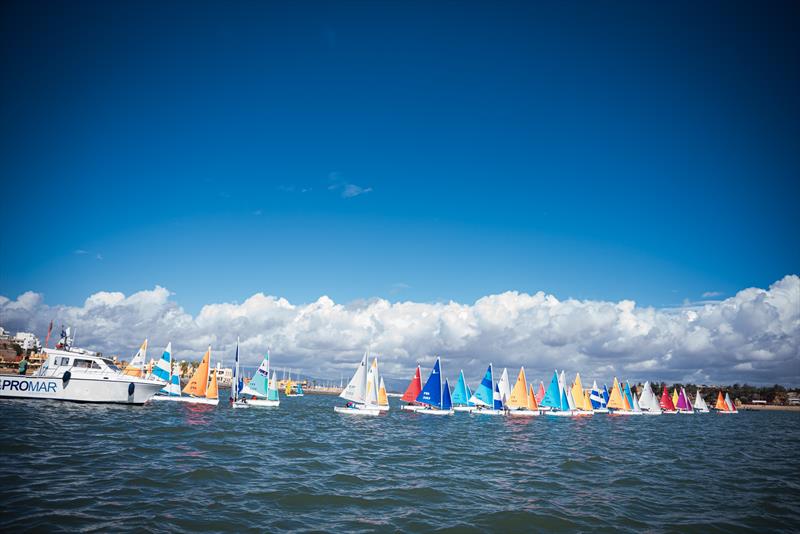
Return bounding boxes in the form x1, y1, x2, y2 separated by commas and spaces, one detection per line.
1, 394, 799, 532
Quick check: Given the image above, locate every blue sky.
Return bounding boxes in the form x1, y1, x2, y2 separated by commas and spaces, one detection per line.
1, 0, 798, 313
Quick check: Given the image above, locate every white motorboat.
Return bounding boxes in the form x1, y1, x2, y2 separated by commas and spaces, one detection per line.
0, 347, 163, 405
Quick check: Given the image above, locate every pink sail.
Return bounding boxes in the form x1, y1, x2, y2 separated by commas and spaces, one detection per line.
676, 388, 690, 411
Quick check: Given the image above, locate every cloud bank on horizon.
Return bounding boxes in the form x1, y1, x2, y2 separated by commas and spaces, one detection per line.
1, 275, 798, 386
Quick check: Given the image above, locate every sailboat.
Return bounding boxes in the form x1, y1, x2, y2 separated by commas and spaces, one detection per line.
468, 364, 505, 415
415, 357, 454, 415
671, 388, 680, 408
149, 342, 184, 401
123, 339, 148, 377
659, 385, 677, 413
589, 380, 608, 413
559, 371, 576, 412
498, 368, 512, 408
400, 365, 424, 412
715, 391, 738, 414
450, 369, 475, 412
377, 376, 390, 412
637, 381, 662, 415
170, 346, 219, 405
541, 370, 573, 416
535, 381, 546, 404
676, 387, 694, 414
606, 377, 628, 415
508, 367, 540, 416
334, 353, 381, 416
240, 350, 280, 407
571, 373, 592, 415
625, 382, 643, 415
693, 389, 710, 413
285, 369, 304, 397
230, 338, 249, 409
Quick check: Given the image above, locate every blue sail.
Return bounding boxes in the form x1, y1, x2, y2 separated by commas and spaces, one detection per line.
468, 365, 494, 406
493, 382, 504, 410
560, 384, 571, 411
166, 374, 180, 396
231, 342, 240, 401
296, 383, 304, 394
442, 379, 453, 410
451, 370, 472, 405
590, 385, 603, 409
602, 384, 610, 406
540, 371, 561, 408
624, 381, 635, 409
416, 358, 442, 406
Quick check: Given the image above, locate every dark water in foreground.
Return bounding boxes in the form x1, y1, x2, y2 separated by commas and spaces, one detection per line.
1, 394, 799, 533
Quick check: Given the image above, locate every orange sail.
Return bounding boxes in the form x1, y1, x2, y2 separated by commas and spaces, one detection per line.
183, 347, 211, 397
206, 369, 219, 399
508, 367, 529, 409
527, 384, 539, 411
606, 377, 625, 409
715, 391, 728, 411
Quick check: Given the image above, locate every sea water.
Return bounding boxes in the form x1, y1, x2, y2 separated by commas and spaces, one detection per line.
1, 395, 798, 532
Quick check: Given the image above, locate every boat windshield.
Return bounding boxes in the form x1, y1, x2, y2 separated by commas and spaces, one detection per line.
102, 359, 120, 372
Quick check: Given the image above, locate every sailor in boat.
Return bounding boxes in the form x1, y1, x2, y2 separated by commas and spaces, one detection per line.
18, 355, 30, 375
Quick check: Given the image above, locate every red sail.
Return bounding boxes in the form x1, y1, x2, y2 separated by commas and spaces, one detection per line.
401, 366, 422, 403
660, 385, 676, 411
536, 381, 546, 403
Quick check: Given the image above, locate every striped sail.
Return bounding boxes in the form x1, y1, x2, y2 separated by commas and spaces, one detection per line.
589, 380, 604, 409
469, 364, 494, 407
242, 353, 270, 397
152, 342, 172, 382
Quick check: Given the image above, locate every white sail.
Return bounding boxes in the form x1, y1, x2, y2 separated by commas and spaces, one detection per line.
694, 390, 710, 411
498, 368, 512, 405
365, 358, 379, 405
560, 371, 576, 410
631, 392, 642, 412
724, 392, 736, 412
339, 353, 368, 404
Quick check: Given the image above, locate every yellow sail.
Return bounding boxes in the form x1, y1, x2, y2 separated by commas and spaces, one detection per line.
606, 377, 625, 409
583, 390, 593, 411
206, 370, 218, 399
527, 384, 539, 411
183, 347, 210, 397
671, 388, 679, 407
508, 367, 528, 409
571, 373, 584, 410
378, 377, 389, 407
122, 339, 148, 377
285, 378, 294, 395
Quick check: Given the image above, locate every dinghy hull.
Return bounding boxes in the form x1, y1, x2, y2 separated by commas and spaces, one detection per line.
152, 396, 219, 405
545, 410, 575, 417
415, 408, 454, 416
471, 408, 506, 416
508, 409, 540, 417
334, 406, 381, 416
247, 398, 280, 407
453, 406, 475, 413
401, 404, 425, 412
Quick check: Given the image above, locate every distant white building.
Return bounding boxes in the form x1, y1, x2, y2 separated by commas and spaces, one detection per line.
14, 332, 41, 351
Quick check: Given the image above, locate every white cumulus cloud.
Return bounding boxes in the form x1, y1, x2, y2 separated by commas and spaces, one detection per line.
1, 276, 798, 387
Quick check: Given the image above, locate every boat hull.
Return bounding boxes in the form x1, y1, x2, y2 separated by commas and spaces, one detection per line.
231, 401, 250, 409
334, 406, 381, 416
592, 408, 609, 414
545, 410, 575, 417
572, 410, 594, 416
247, 399, 280, 407
151, 395, 219, 405
508, 409, 540, 417
453, 406, 475, 412
471, 409, 506, 416
285, 394, 304, 397
641, 410, 662, 415
400, 404, 425, 412
415, 408, 454, 416
0, 374, 163, 405
717, 410, 738, 414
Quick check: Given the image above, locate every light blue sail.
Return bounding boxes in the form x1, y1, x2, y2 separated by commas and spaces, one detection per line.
267, 372, 280, 401
416, 358, 442, 406
468, 364, 494, 406
296, 383, 304, 394
442, 378, 453, 410
493, 382, 504, 410
540, 371, 561, 408
624, 381, 635, 409
560, 384, 571, 411
451, 370, 473, 406
168, 374, 180, 395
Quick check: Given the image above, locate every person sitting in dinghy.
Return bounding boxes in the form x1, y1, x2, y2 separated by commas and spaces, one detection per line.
345, 401, 356, 409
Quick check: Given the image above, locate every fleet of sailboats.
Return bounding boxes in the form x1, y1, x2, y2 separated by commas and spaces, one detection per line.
142, 345, 742, 417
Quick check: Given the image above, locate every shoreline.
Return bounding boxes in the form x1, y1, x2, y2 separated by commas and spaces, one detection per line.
740, 404, 800, 412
